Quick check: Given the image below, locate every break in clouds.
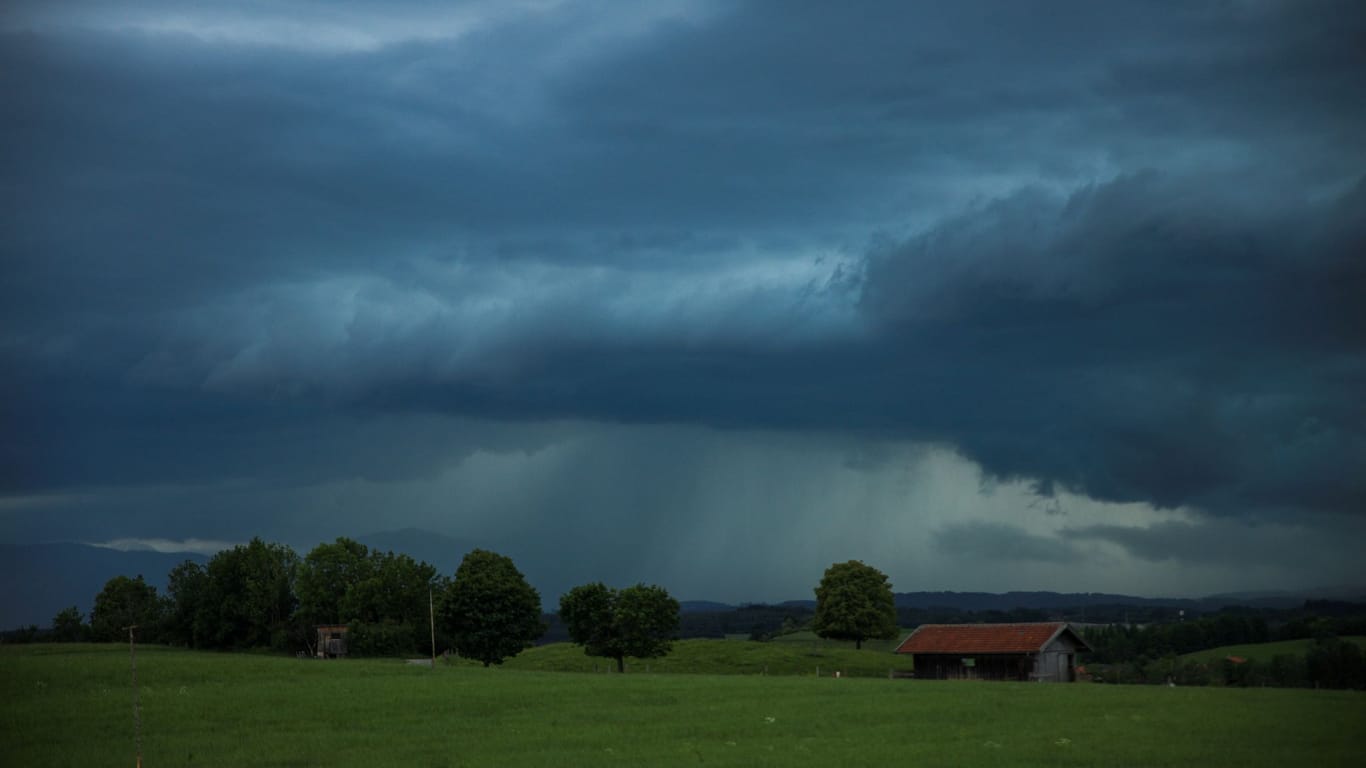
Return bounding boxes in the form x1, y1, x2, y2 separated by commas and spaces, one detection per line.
2, 0, 1363, 600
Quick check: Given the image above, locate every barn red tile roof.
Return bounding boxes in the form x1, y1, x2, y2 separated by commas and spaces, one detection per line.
894, 622, 1090, 654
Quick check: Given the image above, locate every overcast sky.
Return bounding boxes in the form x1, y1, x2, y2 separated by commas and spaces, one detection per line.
3, 0, 1363, 602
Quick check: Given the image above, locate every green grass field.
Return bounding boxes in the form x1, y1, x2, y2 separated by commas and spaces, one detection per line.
1181, 636, 1366, 664
3, 644, 1364, 767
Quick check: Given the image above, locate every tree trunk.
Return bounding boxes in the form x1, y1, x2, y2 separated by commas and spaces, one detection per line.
856, 638, 862, 650
616, 656, 625, 674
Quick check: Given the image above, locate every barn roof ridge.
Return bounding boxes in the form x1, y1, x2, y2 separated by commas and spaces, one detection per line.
894, 621, 1092, 655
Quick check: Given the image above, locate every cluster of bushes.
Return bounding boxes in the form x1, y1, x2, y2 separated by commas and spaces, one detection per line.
1305, 636, 1366, 689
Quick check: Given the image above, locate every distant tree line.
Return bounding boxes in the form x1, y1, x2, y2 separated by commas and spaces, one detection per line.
673, 604, 1220, 644
13, 537, 681, 670
1081, 608, 1366, 690
1083, 608, 1366, 663
1083, 612, 1272, 662
1079, 636, 1365, 690
12, 544, 1362, 690
676, 604, 816, 641
676, 603, 1222, 644
33, 538, 448, 655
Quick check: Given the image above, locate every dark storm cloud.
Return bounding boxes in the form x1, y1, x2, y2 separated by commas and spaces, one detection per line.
1059, 519, 1355, 572
364, 170, 1366, 522
2, 0, 1364, 538
858, 171, 1366, 517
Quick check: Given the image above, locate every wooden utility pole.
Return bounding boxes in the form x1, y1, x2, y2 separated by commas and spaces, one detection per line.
429, 586, 437, 667
125, 625, 143, 768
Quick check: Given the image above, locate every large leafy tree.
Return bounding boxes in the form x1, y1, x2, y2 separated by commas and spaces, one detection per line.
346, 550, 440, 656
90, 575, 167, 642
296, 538, 439, 655
812, 560, 896, 650
559, 582, 680, 672
295, 537, 374, 627
165, 560, 211, 648
347, 550, 436, 628
204, 538, 299, 650
440, 549, 543, 667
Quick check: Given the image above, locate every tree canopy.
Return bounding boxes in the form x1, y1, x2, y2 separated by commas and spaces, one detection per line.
165, 560, 211, 648
294, 538, 440, 656
90, 574, 166, 642
440, 549, 543, 667
204, 538, 299, 650
812, 560, 897, 650
559, 582, 680, 672
50, 605, 86, 642
295, 537, 372, 627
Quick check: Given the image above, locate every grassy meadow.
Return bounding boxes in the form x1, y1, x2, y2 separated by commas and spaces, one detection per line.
3, 643, 1365, 767
766, 629, 909, 653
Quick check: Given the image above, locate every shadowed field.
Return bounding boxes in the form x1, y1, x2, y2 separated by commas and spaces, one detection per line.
499, 637, 904, 676
3, 644, 1364, 767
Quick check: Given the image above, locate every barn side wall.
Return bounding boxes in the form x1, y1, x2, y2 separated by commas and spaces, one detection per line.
912, 653, 1033, 681
1036, 633, 1086, 682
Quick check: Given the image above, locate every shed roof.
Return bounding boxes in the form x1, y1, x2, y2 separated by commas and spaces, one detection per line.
894, 622, 1090, 655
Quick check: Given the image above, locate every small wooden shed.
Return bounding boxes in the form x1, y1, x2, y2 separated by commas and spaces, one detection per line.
894, 622, 1090, 682
315, 625, 349, 659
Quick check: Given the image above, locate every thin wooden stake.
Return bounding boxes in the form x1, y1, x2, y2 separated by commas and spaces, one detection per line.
125, 625, 142, 768
429, 587, 437, 668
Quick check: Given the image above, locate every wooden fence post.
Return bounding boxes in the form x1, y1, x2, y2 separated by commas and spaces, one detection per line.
126, 625, 142, 768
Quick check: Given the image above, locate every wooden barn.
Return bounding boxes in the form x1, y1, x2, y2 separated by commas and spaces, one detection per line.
315, 625, 349, 659
894, 622, 1090, 682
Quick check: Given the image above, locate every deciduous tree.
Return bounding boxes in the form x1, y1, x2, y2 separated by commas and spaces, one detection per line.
165, 560, 211, 648
204, 538, 298, 650
295, 539, 440, 655
441, 549, 543, 667
50, 605, 86, 642
295, 537, 372, 628
90, 575, 167, 642
559, 582, 680, 672
812, 560, 896, 650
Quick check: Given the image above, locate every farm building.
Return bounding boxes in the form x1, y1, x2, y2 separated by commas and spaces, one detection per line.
315, 625, 349, 659
894, 622, 1090, 682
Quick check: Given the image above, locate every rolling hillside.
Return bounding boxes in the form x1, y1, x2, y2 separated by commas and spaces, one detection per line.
499, 638, 904, 677
1182, 636, 1366, 664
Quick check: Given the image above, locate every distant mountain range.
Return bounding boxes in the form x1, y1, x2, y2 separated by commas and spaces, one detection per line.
3, 532, 1363, 630
0, 542, 208, 629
